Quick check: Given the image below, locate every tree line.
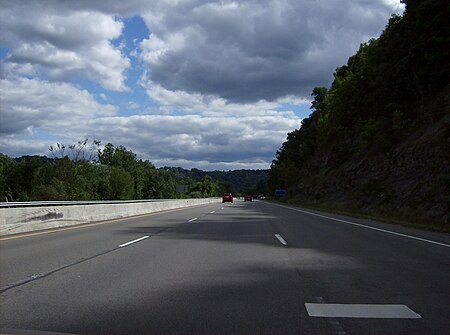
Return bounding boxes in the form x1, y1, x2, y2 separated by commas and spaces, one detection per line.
0, 140, 228, 201
162, 167, 268, 196
269, 0, 448, 193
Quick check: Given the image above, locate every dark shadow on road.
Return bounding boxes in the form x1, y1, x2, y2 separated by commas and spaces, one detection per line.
1, 202, 446, 335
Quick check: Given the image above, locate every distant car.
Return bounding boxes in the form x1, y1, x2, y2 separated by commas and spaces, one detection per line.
244, 195, 252, 202
257, 194, 266, 200
222, 193, 233, 203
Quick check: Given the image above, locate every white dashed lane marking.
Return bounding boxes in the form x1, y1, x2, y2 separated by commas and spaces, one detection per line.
305, 303, 421, 319
275, 234, 288, 246
118, 236, 149, 248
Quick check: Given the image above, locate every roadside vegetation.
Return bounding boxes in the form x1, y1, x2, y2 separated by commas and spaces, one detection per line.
269, 0, 449, 230
0, 140, 268, 202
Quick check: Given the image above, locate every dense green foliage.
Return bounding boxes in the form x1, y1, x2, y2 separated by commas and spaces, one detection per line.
269, 0, 449, 225
0, 142, 242, 201
162, 167, 268, 196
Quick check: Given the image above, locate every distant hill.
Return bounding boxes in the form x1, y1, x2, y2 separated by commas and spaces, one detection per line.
161, 167, 268, 195
269, 0, 449, 228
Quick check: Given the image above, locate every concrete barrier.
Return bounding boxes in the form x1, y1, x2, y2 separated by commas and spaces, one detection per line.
0, 198, 221, 236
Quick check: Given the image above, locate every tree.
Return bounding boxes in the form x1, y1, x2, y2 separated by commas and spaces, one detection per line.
49, 139, 100, 162
189, 175, 220, 197
0, 154, 17, 201
109, 167, 134, 200
98, 143, 136, 170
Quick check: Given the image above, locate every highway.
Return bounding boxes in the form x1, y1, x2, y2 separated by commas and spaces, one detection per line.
1, 200, 449, 334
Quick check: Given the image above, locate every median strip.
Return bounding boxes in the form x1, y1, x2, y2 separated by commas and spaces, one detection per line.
0, 204, 210, 241
118, 236, 149, 248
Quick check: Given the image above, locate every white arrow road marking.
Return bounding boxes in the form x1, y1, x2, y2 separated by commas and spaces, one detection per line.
118, 236, 149, 248
305, 303, 421, 319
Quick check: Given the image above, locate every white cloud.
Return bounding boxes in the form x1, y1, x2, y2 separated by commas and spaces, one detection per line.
152, 158, 270, 171
138, 0, 402, 103
0, 76, 300, 169
0, 77, 117, 137
0, 0, 404, 169
0, 136, 52, 158
78, 113, 300, 168
0, 2, 130, 91
142, 79, 302, 117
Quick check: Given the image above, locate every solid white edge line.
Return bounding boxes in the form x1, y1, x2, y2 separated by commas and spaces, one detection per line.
275, 233, 288, 246
188, 217, 198, 222
118, 236, 149, 248
270, 203, 450, 248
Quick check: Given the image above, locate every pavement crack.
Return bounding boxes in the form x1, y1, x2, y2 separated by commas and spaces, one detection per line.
1, 226, 179, 294
0, 247, 120, 294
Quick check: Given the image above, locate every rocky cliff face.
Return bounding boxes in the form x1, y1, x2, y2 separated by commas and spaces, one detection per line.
294, 89, 450, 226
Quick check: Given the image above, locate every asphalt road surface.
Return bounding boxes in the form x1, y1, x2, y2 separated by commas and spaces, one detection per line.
1, 200, 449, 334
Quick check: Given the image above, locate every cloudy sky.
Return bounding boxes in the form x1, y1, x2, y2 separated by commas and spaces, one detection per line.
0, 0, 403, 170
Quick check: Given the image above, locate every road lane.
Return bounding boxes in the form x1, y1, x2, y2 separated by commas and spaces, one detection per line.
1, 200, 449, 334
256, 201, 450, 334
0, 203, 222, 290
1, 201, 317, 334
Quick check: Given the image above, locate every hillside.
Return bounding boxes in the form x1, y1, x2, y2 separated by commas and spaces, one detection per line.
269, 0, 449, 229
161, 167, 268, 195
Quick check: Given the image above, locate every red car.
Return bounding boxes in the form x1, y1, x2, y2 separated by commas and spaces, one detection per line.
222, 193, 233, 203
244, 195, 252, 202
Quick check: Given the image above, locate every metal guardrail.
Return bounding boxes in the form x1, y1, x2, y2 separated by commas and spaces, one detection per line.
0, 199, 173, 208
